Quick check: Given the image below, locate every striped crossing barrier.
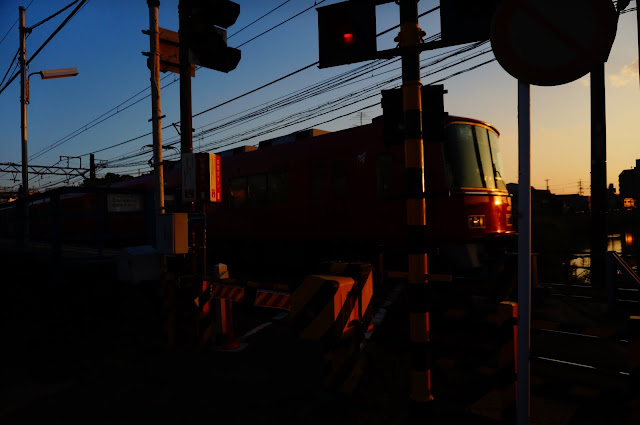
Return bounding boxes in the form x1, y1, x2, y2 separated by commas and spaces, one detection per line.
289, 263, 374, 393
291, 266, 373, 342
208, 280, 245, 351
210, 282, 245, 302
254, 289, 291, 311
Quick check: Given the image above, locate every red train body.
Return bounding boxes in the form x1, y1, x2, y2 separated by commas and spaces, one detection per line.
203, 115, 513, 275
0, 113, 514, 278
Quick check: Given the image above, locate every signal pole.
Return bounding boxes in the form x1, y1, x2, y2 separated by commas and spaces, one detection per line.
178, 0, 193, 155
398, 0, 433, 421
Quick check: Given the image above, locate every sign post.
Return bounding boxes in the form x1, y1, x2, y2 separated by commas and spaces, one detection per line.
490, 1, 619, 424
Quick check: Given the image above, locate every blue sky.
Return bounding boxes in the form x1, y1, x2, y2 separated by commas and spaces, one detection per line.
0, 0, 638, 195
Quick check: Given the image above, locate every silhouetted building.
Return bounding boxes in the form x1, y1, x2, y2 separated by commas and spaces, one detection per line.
506, 183, 591, 216
619, 159, 640, 206
556, 194, 590, 214
607, 183, 623, 211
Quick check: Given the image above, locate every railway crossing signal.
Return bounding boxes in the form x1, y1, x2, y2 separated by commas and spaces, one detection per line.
187, 0, 241, 73
317, 1, 377, 68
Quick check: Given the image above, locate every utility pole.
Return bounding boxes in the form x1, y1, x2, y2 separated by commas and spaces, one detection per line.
19, 6, 29, 250
579, 179, 584, 196
545, 179, 549, 191
398, 0, 433, 422
148, 0, 165, 219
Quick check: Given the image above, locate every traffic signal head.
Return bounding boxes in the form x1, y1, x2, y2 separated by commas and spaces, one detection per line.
317, 1, 377, 69
187, 0, 241, 73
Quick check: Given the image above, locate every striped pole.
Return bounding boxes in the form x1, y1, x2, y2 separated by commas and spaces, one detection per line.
398, 0, 432, 421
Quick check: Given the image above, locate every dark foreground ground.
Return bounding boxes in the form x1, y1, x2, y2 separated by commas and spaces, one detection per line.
0, 241, 634, 425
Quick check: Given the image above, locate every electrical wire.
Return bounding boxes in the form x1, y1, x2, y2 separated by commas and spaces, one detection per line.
0, 47, 19, 88
26, 0, 88, 67
104, 43, 492, 169
28, 0, 336, 164
0, 0, 34, 47
234, 0, 329, 48
16, 6, 486, 189
228, 0, 291, 39
3, 40, 494, 191
28, 0, 79, 30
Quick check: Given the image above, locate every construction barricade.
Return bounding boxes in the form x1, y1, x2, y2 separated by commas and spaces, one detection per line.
290, 262, 374, 393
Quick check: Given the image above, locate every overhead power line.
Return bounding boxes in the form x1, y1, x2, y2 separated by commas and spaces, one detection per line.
0, 0, 34, 48
28, 0, 335, 164
102, 42, 491, 170
77, 6, 445, 161
234, 0, 329, 49
228, 0, 291, 39
29, 0, 80, 30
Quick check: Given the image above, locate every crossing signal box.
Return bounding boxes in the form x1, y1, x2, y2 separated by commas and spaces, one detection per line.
187, 0, 241, 73
317, 1, 377, 68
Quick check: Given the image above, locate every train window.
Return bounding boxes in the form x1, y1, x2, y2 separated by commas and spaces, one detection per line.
230, 177, 248, 208
444, 124, 484, 188
332, 161, 347, 199
231, 173, 288, 207
267, 171, 288, 205
376, 154, 393, 198
312, 163, 326, 201
248, 174, 268, 206
488, 130, 507, 190
474, 127, 497, 189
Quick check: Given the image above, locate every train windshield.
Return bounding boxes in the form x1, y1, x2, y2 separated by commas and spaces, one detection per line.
443, 123, 507, 190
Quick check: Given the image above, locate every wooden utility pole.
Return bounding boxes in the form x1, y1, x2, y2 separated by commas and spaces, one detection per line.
148, 0, 165, 218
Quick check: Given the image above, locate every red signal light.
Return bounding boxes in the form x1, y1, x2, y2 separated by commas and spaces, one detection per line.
343, 33, 355, 45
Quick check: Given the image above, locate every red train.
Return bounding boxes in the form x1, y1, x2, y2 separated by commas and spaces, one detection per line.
1, 109, 514, 281
202, 114, 513, 277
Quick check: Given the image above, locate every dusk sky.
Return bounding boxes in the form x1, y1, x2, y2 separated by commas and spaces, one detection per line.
0, 0, 638, 196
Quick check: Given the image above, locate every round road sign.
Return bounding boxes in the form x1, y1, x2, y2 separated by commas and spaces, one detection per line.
490, 0, 618, 86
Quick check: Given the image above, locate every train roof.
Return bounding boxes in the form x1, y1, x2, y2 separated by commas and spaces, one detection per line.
446, 115, 500, 136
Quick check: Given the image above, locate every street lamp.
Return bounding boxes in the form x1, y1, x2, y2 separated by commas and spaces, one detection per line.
21, 67, 79, 197
26, 67, 79, 104
19, 67, 78, 249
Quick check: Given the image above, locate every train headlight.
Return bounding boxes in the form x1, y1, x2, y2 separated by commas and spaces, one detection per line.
468, 215, 485, 228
